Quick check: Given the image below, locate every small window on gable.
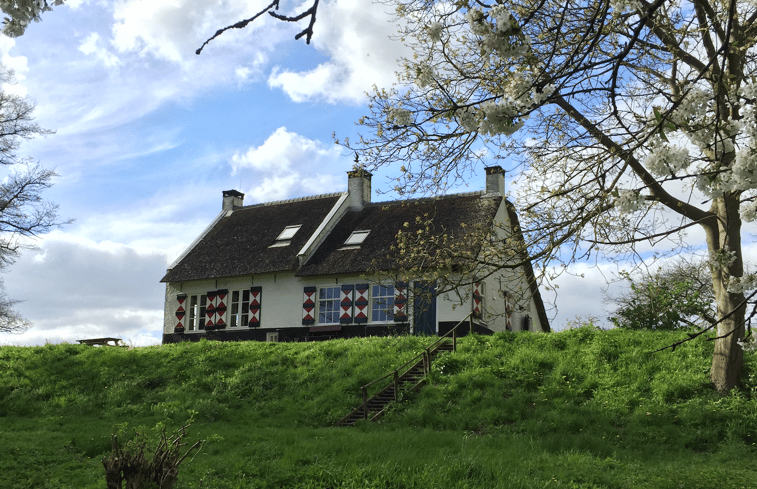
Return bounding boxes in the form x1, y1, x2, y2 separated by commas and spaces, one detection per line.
344, 230, 370, 246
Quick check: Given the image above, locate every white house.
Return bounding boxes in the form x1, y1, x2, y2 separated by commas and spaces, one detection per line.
160, 166, 549, 343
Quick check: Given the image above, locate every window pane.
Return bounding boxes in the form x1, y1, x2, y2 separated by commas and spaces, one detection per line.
230, 290, 241, 328
371, 285, 395, 322
277, 225, 301, 240
188, 296, 198, 331
318, 286, 340, 324
345, 230, 370, 245
199, 295, 207, 330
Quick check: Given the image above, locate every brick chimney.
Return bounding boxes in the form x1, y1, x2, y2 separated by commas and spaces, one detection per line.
347, 168, 372, 210
222, 190, 244, 211
485, 166, 505, 196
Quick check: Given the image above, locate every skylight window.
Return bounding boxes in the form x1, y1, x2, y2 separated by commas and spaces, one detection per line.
276, 225, 301, 241
269, 225, 302, 248
344, 230, 370, 246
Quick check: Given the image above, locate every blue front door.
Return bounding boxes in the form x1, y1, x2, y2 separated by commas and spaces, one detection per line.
413, 281, 437, 335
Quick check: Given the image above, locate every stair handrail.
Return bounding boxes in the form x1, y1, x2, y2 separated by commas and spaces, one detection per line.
357, 313, 474, 419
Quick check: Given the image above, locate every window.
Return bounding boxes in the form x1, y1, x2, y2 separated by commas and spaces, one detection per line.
229, 289, 250, 328
344, 230, 370, 246
318, 286, 341, 324
186, 294, 207, 331
270, 225, 301, 247
371, 284, 395, 322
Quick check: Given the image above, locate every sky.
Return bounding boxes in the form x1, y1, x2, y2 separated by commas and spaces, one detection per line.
0, 0, 748, 346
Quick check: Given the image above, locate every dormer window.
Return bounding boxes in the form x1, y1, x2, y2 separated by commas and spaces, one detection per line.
270, 225, 302, 248
344, 230, 370, 246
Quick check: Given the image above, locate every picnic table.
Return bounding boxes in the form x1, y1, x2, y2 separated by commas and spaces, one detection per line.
76, 337, 124, 347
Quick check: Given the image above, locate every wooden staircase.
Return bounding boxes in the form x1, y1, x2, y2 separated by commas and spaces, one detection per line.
334, 336, 458, 427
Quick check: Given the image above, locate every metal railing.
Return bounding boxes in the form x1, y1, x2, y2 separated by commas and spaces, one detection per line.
357, 313, 474, 420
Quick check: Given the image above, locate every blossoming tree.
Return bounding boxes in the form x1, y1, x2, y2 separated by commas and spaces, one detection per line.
0, 0, 65, 37
344, 0, 757, 393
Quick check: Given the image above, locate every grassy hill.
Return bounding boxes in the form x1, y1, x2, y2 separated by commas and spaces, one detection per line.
2, 328, 757, 488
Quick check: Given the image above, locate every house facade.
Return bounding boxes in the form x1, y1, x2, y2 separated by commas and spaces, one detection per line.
160, 166, 549, 344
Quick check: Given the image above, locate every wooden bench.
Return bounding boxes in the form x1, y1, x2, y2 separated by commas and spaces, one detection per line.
76, 337, 124, 347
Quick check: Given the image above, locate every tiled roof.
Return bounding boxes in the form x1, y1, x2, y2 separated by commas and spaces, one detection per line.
161, 194, 342, 282
296, 193, 502, 276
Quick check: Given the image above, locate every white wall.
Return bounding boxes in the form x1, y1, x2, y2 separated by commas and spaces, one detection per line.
163, 200, 547, 334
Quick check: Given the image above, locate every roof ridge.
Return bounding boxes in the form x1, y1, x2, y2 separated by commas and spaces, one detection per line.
371, 190, 486, 206
241, 192, 345, 209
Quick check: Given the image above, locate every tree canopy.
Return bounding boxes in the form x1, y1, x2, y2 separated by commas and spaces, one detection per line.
338, 0, 757, 393
0, 67, 64, 333
11, 0, 756, 391
606, 258, 716, 331
0, 0, 65, 37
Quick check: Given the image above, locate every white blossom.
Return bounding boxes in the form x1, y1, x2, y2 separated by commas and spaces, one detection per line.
466, 8, 489, 37
456, 107, 479, 132
738, 335, 757, 352
387, 107, 413, 126
726, 273, 757, 294
708, 246, 737, 271
428, 22, 443, 43
0, 0, 64, 37
415, 62, 434, 88
609, 0, 642, 13
670, 89, 711, 126
741, 201, 757, 222
466, 6, 529, 59
644, 140, 690, 177
614, 189, 646, 214
490, 5, 514, 33
478, 99, 525, 136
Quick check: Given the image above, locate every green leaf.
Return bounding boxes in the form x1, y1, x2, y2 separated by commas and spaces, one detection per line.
653, 106, 663, 123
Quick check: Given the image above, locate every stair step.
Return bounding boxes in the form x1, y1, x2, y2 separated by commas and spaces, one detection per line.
336, 339, 460, 426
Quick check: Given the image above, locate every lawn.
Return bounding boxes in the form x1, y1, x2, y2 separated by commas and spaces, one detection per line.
1, 327, 756, 488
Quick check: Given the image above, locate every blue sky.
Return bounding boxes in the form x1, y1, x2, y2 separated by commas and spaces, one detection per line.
0, 0, 657, 345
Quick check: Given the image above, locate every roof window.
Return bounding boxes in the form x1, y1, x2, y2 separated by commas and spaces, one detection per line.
269, 225, 302, 248
277, 225, 301, 241
344, 230, 370, 246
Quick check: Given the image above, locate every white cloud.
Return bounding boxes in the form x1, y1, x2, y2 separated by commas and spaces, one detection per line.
2, 234, 169, 346
548, 261, 625, 330
231, 126, 348, 202
231, 126, 342, 172
268, 0, 409, 104
78, 32, 120, 68
111, 0, 285, 65
0, 36, 29, 96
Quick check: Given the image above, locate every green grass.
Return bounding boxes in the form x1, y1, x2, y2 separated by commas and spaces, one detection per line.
2, 328, 757, 488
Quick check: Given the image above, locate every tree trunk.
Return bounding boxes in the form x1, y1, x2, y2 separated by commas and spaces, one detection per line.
710, 294, 745, 394
707, 196, 746, 394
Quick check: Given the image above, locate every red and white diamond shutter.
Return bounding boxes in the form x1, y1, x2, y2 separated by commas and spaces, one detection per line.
340, 284, 354, 324
302, 286, 316, 325
354, 284, 369, 324
249, 286, 262, 327
472, 282, 483, 318
215, 289, 228, 328
175, 294, 187, 329
394, 282, 409, 322
205, 290, 217, 329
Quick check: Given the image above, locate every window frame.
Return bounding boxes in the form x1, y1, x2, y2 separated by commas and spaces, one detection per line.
278, 225, 302, 240
370, 284, 395, 323
317, 285, 341, 325
344, 230, 370, 246
229, 289, 250, 328
186, 294, 207, 332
